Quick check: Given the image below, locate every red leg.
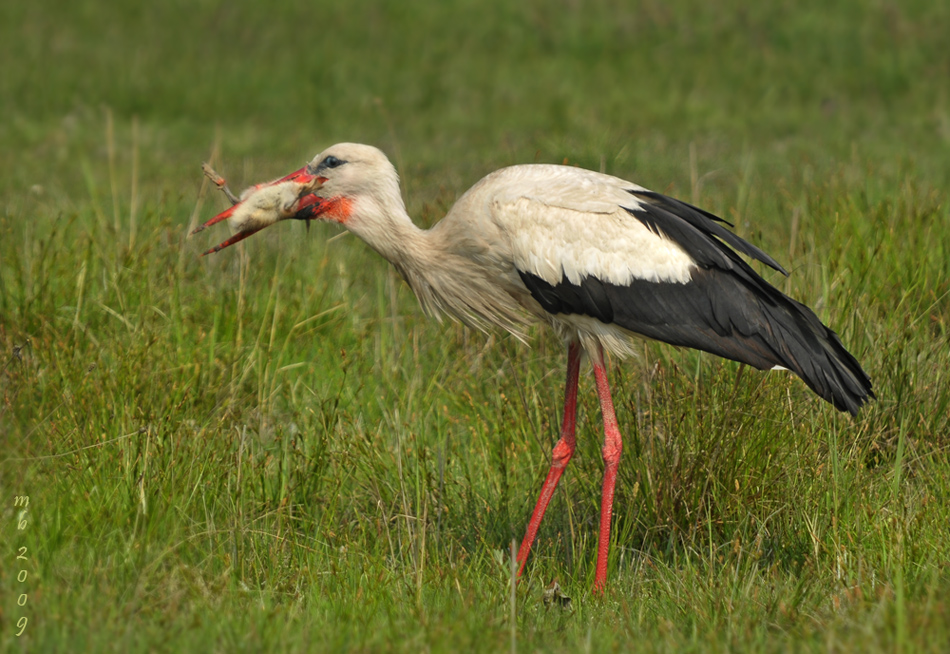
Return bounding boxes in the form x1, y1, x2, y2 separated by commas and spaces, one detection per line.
591, 346, 623, 592
516, 340, 582, 577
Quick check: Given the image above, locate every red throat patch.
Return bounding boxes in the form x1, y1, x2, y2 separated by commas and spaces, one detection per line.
323, 196, 354, 223
297, 195, 354, 224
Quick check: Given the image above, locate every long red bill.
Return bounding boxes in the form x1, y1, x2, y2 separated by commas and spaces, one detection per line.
190, 165, 312, 237
200, 226, 266, 256
294, 193, 326, 219
274, 165, 311, 184
190, 203, 237, 235
193, 171, 323, 256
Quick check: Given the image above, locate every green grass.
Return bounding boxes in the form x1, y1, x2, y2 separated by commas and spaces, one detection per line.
2, 0, 950, 651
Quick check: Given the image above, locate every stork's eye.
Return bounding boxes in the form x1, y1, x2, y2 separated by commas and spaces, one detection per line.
322, 155, 344, 169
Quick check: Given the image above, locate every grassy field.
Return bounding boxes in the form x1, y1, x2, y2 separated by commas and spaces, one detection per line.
2, 0, 949, 651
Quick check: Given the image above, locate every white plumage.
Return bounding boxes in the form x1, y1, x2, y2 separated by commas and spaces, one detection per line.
464, 165, 696, 286
193, 142, 873, 591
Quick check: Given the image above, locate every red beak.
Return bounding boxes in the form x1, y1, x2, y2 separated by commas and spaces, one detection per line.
191, 166, 311, 235
191, 166, 324, 255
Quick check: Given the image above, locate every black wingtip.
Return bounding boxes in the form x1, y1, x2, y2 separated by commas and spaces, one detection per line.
627, 189, 790, 276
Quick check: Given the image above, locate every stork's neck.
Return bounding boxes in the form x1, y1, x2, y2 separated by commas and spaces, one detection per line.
344, 191, 530, 338
344, 193, 435, 273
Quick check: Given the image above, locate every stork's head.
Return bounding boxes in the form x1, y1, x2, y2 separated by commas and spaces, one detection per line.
304, 143, 401, 213
193, 143, 404, 256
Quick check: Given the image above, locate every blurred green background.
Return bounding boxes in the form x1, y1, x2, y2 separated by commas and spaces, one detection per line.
2, 0, 949, 651
4, 0, 948, 192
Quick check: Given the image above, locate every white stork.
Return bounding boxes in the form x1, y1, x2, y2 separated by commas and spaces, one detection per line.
192, 143, 874, 591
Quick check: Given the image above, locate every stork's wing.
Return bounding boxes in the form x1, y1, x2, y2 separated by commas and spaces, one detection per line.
478, 164, 873, 415
481, 165, 784, 286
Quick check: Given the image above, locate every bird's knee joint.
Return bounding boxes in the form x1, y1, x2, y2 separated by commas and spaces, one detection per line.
602, 442, 622, 466
552, 439, 575, 466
